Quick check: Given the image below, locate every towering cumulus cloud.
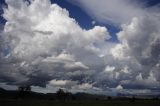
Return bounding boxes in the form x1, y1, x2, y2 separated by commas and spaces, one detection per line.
0, 0, 160, 95
110, 16, 160, 91
0, 0, 109, 90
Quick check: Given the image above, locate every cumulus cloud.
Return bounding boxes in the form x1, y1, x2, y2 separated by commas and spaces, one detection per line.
0, 0, 160, 96
0, 0, 109, 89
109, 15, 160, 90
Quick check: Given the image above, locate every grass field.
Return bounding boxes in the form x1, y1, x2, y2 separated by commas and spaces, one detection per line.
0, 100, 160, 106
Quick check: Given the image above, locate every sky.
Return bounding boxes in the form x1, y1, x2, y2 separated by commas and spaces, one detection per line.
0, 0, 160, 96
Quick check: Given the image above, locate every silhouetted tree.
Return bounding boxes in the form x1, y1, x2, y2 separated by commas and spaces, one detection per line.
18, 86, 25, 92
56, 89, 67, 101
107, 96, 112, 100
17, 85, 31, 99
18, 85, 31, 92
130, 96, 136, 102
25, 85, 31, 92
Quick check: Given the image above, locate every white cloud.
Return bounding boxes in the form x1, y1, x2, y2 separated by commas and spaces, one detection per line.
49, 79, 78, 88
0, 0, 109, 87
104, 66, 115, 72
77, 83, 93, 90
116, 85, 123, 90
67, 0, 145, 25
3, 0, 109, 61
110, 15, 160, 90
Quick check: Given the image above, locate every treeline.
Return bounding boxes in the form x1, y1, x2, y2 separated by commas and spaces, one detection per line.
0, 86, 159, 101
0, 86, 106, 101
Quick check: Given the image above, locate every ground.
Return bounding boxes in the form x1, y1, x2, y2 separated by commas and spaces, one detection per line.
0, 100, 160, 106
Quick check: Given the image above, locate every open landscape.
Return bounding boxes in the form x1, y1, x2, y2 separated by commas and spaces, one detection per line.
0, 0, 160, 106
0, 87, 160, 106
0, 99, 160, 106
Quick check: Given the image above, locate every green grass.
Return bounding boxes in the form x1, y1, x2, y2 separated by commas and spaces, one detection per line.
0, 100, 160, 106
